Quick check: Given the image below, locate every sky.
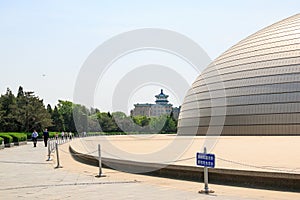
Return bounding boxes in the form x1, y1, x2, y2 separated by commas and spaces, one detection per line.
0, 1, 299, 113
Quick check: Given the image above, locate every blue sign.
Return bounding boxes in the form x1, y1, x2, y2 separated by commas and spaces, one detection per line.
196, 153, 215, 168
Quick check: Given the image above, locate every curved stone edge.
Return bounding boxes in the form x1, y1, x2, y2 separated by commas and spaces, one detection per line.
69, 143, 300, 192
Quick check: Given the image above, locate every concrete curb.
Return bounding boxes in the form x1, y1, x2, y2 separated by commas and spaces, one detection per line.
69, 144, 300, 192
13, 141, 27, 146
0, 141, 4, 150
5, 143, 14, 148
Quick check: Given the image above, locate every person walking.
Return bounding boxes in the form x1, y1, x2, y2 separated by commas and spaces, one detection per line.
43, 129, 49, 147
61, 131, 65, 141
32, 130, 39, 147
65, 132, 68, 141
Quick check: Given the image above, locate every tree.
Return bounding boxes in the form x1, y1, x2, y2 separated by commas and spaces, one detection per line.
90, 107, 99, 115
112, 112, 133, 132
73, 104, 89, 133
0, 103, 4, 130
51, 106, 64, 131
0, 87, 53, 132
150, 115, 166, 133
0, 88, 18, 131
17, 86, 24, 98
131, 115, 151, 133
112, 111, 127, 119
132, 115, 150, 127
163, 115, 177, 133
96, 112, 118, 132
47, 104, 53, 115
57, 100, 76, 132
14, 86, 27, 131
88, 108, 101, 132
20, 91, 52, 132
87, 114, 101, 132
0, 87, 179, 133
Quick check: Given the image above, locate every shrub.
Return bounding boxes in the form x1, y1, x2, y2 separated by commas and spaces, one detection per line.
7, 133, 27, 142
0, 134, 13, 144
50, 132, 59, 138
0, 137, 3, 144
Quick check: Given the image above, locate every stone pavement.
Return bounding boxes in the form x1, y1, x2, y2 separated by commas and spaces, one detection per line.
0, 140, 299, 200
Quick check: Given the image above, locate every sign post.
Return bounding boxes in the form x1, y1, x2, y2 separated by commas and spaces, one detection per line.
196, 147, 215, 194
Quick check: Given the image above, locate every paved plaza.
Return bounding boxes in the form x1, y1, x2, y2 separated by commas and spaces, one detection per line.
0, 139, 299, 199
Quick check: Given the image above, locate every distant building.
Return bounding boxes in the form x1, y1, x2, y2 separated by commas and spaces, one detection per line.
131, 89, 180, 120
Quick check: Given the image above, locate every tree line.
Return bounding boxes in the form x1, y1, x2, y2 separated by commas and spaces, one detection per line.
0, 86, 178, 133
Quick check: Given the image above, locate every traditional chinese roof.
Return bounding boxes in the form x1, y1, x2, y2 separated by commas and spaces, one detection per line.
155, 89, 169, 105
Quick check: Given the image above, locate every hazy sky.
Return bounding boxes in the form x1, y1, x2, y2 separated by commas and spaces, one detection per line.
0, 1, 299, 113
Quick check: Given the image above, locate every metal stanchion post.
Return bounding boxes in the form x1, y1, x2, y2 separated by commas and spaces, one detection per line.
46, 140, 52, 161
95, 144, 106, 177
55, 141, 62, 168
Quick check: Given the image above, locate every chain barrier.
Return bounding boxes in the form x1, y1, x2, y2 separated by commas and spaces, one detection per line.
88, 146, 300, 174
59, 147, 98, 156
46, 134, 101, 165
45, 134, 300, 174
216, 157, 300, 173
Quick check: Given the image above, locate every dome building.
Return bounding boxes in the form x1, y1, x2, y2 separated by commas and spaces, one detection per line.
178, 14, 300, 136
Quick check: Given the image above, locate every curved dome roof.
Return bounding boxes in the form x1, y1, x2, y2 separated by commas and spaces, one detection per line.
178, 14, 300, 136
